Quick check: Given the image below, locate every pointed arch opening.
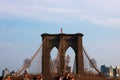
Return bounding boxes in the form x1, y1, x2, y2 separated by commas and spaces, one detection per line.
50, 47, 59, 74
65, 47, 76, 74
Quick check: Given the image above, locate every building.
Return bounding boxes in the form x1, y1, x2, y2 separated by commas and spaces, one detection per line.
101, 65, 114, 77
2, 68, 9, 77
113, 66, 120, 77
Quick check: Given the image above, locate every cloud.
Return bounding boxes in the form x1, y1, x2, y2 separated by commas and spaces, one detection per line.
0, 0, 120, 27
78, 14, 120, 27
79, 0, 120, 27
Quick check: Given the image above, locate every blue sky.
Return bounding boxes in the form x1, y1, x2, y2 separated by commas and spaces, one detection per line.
0, 0, 120, 75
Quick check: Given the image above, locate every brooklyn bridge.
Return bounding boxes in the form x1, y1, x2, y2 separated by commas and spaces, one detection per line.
10, 33, 120, 80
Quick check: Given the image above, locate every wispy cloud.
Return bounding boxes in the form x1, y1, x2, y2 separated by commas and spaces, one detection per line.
0, 0, 120, 27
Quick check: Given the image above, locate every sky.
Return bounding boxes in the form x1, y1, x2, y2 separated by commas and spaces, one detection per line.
0, 0, 120, 75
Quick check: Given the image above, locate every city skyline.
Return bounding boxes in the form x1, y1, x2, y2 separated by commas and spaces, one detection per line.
0, 0, 120, 75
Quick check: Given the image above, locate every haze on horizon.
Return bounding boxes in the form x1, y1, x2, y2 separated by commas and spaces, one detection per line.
0, 0, 120, 75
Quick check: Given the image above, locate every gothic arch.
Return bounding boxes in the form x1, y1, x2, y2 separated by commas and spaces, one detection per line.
65, 47, 76, 73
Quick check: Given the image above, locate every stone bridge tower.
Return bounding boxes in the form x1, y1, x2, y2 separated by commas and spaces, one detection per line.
41, 33, 84, 80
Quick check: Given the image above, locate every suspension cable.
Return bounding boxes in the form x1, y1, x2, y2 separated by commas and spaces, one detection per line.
82, 46, 104, 77
17, 39, 45, 75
